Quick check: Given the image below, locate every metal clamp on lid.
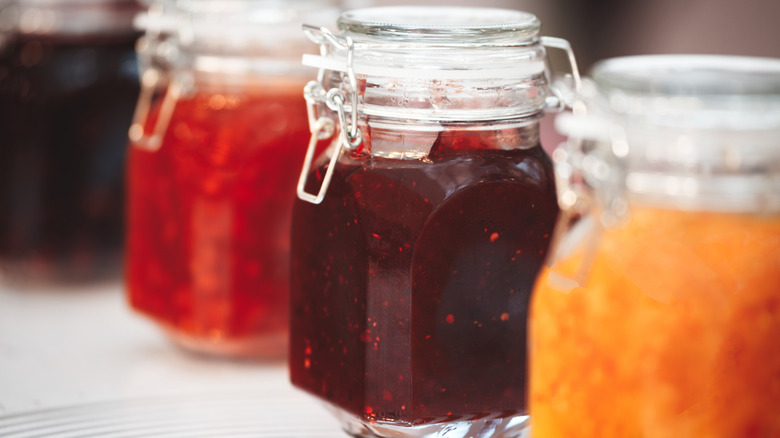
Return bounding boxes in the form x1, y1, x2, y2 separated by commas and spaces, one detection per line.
296, 26, 363, 205
128, 1, 185, 151
540, 36, 582, 112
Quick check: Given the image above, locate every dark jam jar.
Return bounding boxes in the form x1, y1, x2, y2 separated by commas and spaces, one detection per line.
126, 0, 338, 358
289, 7, 579, 437
0, 0, 140, 284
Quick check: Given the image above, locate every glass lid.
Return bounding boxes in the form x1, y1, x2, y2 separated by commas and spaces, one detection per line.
593, 54, 780, 96
558, 54, 780, 212
338, 6, 540, 45
135, 0, 339, 52
7, 0, 139, 36
590, 55, 780, 131
301, 6, 558, 122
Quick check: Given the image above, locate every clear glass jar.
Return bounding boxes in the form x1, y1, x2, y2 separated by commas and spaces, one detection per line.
0, 0, 140, 284
529, 55, 780, 437
125, 0, 338, 358
289, 6, 578, 437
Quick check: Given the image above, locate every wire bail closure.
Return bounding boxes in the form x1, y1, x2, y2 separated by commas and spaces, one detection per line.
128, 3, 187, 152
296, 25, 363, 204
544, 99, 631, 291
128, 71, 187, 152
536, 42, 602, 291
295, 28, 581, 205
540, 36, 581, 112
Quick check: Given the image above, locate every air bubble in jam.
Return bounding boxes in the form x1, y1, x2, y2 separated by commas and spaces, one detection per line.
290, 128, 558, 427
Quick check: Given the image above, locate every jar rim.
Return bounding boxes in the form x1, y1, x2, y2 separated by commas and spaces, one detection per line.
592, 54, 780, 97
7, 0, 139, 36
337, 6, 540, 45
136, 0, 339, 48
586, 54, 780, 133
16, 0, 135, 5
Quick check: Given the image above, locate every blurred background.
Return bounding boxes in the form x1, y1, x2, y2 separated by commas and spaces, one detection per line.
358, 0, 780, 71
0, 0, 779, 433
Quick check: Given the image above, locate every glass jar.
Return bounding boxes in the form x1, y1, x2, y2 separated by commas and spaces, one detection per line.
0, 0, 140, 284
529, 55, 780, 437
126, 0, 338, 358
289, 7, 578, 437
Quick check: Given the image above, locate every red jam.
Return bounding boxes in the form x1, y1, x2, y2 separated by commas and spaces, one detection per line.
127, 79, 310, 357
290, 128, 559, 424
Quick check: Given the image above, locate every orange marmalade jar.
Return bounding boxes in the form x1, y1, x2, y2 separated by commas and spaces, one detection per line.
529, 55, 780, 438
126, 0, 337, 358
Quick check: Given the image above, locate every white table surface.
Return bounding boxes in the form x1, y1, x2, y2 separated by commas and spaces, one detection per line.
0, 278, 344, 437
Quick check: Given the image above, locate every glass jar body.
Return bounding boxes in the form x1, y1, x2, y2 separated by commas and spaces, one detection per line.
0, 23, 139, 283
529, 205, 780, 437
290, 120, 558, 436
126, 71, 310, 358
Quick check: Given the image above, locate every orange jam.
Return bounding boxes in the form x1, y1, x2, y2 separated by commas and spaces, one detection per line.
126, 78, 310, 358
529, 206, 780, 438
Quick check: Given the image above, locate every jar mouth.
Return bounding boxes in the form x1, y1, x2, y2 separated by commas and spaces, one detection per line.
302, 6, 551, 123
337, 6, 540, 45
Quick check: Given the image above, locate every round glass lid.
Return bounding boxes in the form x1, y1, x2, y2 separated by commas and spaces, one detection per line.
593, 55, 780, 97
337, 6, 540, 44
590, 55, 780, 129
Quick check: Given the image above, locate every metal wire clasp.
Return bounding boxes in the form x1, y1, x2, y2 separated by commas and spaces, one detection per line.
128, 71, 188, 152
296, 25, 364, 204
540, 36, 582, 112
544, 101, 631, 291
128, 3, 185, 152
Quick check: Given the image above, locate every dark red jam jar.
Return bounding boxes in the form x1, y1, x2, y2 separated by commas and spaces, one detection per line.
125, 0, 337, 358
289, 6, 579, 437
0, 0, 140, 283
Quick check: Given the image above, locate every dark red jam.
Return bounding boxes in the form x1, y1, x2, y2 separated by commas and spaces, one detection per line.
0, 34, 139, 282
127, 80, 310, 358
290, 127, 559, 425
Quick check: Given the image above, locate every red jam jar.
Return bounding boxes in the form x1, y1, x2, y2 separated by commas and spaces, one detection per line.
289, 7, 579, 437
126, 0, 337, 358
0, 0, 140, 283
